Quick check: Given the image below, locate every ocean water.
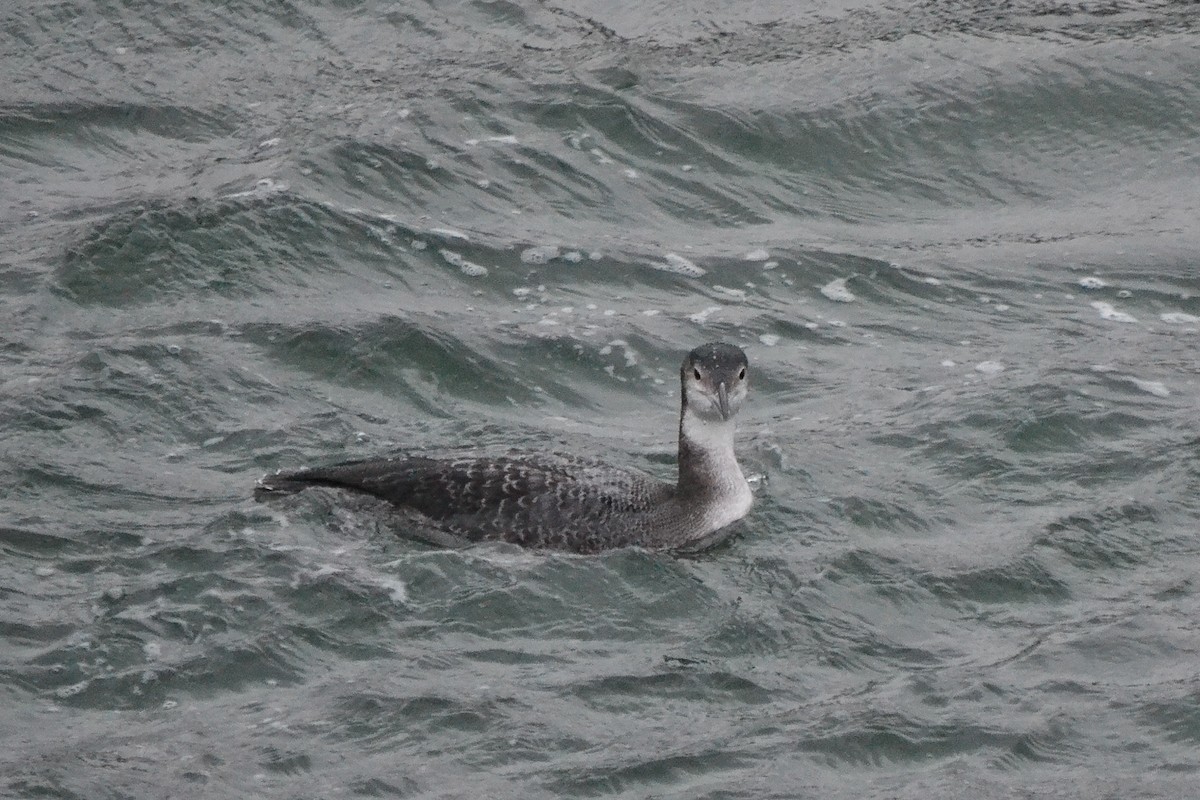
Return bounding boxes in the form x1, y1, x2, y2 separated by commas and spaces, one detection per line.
3, 1, 1200, 797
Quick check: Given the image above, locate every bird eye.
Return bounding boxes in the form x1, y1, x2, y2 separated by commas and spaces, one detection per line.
693, 368, 702, 380
738, 367, 746, 380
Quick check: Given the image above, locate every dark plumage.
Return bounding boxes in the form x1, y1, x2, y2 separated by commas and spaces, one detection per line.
256, 342, 753, 553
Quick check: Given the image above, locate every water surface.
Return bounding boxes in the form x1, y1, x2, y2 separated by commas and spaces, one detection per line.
3, 1, 1200, 797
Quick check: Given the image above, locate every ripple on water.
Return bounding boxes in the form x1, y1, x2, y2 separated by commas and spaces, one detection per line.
1035, 501, 1164, 571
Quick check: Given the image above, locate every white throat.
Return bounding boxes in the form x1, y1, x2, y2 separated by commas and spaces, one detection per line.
678, 407, 752, 531
681, 408, 737, 457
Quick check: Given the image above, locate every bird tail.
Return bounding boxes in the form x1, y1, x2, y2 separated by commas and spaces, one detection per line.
254, 469, 325, 499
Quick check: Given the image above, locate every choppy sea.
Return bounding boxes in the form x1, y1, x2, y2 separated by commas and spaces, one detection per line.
3, 1, 1200, 797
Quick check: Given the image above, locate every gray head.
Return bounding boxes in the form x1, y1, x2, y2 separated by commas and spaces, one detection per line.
680, 342, 750, 422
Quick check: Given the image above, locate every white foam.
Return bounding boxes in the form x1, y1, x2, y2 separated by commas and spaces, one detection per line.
745, 248, 770, 262
975, 361, 1005, 375
1079, 276, 1107, 290
1160, 312, 1200, 324
1129, 378, 1169, 397
689, 305, 722, 324
712, 285, 746, 300
439, 249, 488, 277
429, 227, 468, 241
562, 251, 583, 263
1091, 301, 1137, 323
759, 334, 780, 346
820, 278, 856, 303
650, 253, 705, 277
521, 245, 560, 264
376, 577, 408, 604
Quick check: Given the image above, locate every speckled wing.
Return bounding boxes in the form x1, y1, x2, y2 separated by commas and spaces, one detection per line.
256, 452, 674, 552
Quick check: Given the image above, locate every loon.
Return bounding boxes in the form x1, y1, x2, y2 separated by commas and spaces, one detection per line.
255, 342, 753, 554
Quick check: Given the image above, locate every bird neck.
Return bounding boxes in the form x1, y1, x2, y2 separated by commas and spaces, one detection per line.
676, 406, 743, 498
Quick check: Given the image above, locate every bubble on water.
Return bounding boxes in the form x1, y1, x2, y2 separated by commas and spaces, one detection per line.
650, 253, 705, 277
923, 277, 942, 285
763, 261, 779, 270
975, 360, 1005, 375
411, 239, 427, 250
821, 278, 856, 303
1091, 301, 1136, 323
521, 245, 560, 264
562, 251, 583, 263
56, 681, 89, 699
758, 334, 780, 346
1079, 276, 1107, 289
712, 285, 746, 301
745, 248, 770, 262
602, 340, 639, 368
439, 249, 488, 277
941, 359, 956, 367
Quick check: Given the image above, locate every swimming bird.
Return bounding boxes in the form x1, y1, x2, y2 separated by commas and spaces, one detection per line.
255, 342, 753, 553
